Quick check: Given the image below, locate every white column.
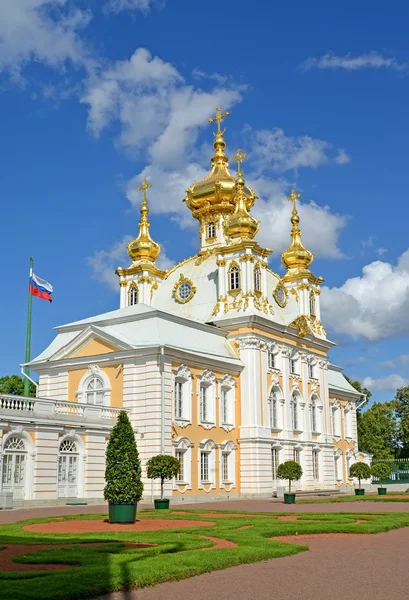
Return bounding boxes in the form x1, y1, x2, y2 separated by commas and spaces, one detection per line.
120, 282, 127, 308
238, 336, 262, 434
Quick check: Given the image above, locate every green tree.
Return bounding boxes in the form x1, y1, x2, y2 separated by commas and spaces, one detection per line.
104, 410, 143, 504
146, 454, 180, 500
371, 463, 391, 488
0, 374, 36, 397
357, 401, 397, 459
349, 461, 371, 488
277, 460, 303, 494
394, 386, 409, 457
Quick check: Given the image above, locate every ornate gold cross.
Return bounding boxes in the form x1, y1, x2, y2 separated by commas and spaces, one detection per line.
287, 188, 301, 212
232, 148, 247, 176
208, 106, 229, 136
137, 178, 152, 202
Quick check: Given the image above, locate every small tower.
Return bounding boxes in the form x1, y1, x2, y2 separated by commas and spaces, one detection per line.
281, 189, 325, 337
116, 179, 166, 308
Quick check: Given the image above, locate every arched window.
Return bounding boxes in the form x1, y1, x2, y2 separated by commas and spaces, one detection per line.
4, 437, 26, 451
254, 267, 261, 292
310, 293, 316, 316
207, 222, 216, 239
229, 265, 240, 290
2, 437, 27, 498
311, 396, 318, 433
59, 439, 77, 453
220, 441, 235, 485
58, 438, 79, 498
86, 377, 105, 405
129, 285, 138, 306
269, 391, 278, 429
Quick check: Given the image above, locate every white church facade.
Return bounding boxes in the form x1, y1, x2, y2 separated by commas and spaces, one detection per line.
0, 108, 365, 503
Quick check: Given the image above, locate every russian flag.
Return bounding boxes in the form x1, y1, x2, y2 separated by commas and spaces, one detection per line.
30, 271, 53, 302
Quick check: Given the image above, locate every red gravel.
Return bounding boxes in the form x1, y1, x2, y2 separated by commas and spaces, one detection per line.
199, 536, 237, 549
277, 515, 298, 521
24, 519, 215, 535
92, 526, 409, 600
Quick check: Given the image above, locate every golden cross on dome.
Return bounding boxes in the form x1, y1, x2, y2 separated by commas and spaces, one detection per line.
232, 148, 247, 176
208, 106, 230, 136
287, 188, 301, 212
137, 178, 152, 202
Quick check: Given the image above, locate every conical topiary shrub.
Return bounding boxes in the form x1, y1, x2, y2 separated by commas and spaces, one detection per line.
104, 410, 143, 523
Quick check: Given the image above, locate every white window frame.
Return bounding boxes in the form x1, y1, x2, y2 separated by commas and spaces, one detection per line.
77, 365, 111, 406
289, 357, 298, 375
310, 293, 316, 316
172, 437, 193, 489
219, 440, 236, 489
293, 448, 301, 464
268, 352, 276, 369
332, 401, 341, 438
198, 370, 216, 428
207, 222, 216, 239
172, 365, 192, 425
344, 405, 352, 439
254, 267, 261, 292
291, 392, 303, 432
312, 449, 320, 482
229, 265, 241, 291
310, 394, 322, 434
271, 446, 280, 481
198, 439, 216, 489
129, 285, 138, 306
219, 375, 235, 430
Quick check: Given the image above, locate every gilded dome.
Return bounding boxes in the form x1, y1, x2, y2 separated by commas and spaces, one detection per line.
128, 179, 161, 263
224, 151, 259, 241
184, 107, 256, 222
281, 189, 313, 273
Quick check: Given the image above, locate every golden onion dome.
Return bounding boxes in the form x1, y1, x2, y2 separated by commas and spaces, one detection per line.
281, 189, 313, 271
224, 150, 259, 241
128, 178, 161, 263
184, 107, 256, 221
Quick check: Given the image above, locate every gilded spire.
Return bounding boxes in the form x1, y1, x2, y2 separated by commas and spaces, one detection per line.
223, 149, 259, 241
281, 189, 313, 273
127, 178, 161, 263
208, 106, 229, 167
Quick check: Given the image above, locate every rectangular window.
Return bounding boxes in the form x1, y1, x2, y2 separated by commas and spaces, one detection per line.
272, 448, 279, 480
221, 388, 228, 424
200, 451, 209, 482
175, 450, 184, 481
334, 456, 339, 481
313, 450, 319, 480
293, 449, 301, 464
174, 381, 183, 419
270, 395, 278, 429
290, 358, 297, 374
222, 453, 229, 481
308, 364, 314, 379
344, 409, 350, 438
268, 352, 275, 369
200, 385, 208, 421
332, 407, 339, 436
229, 267, 240, 290
292, 401, 298, 430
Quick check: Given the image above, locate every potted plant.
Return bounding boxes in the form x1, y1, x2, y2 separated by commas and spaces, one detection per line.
371, 463, 391, 496
104, 410, 143, 524
349, 461, 371, 496
277, 460, 303, 504
146, 454, 180, 509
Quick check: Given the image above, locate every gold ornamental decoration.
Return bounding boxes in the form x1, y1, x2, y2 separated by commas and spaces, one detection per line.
273, 284, 288, 308
172, 274, 196, 304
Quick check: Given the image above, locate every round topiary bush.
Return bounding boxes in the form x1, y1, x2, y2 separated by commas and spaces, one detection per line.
146, 454, 180, 500
371, 463, 391, 488
277, 460, 303, 494
349, 461, 371, 489
104, 410, 143, 504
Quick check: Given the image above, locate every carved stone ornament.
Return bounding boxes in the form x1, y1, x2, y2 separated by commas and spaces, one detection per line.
271, 373, 280, 386
237, 336, 261, 350
88, 364, 101, 376
219, 374, 235, 388
199, 369, 216, 385
172, 273, 197, 304
173, 364, 192, 380
310, 382, 319, 394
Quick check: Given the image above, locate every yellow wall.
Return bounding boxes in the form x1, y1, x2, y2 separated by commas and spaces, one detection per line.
67, 364, 124, 406
330, 395, 356, 483
172, 363, 241, 496
72, 338, 118, 358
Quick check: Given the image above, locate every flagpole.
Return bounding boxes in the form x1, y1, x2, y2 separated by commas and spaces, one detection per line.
24, 256, 33, 397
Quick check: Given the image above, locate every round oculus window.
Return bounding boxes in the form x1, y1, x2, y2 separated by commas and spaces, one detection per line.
275, 286, 286, 306
178, 282, 192, 300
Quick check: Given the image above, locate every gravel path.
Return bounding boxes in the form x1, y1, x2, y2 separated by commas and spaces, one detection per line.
93, 526, 409, 600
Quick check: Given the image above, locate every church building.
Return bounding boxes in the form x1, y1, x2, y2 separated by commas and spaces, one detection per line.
0, 108, 365, 503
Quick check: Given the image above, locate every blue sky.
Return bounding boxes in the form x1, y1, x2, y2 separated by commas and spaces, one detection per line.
1, 0, 409, 404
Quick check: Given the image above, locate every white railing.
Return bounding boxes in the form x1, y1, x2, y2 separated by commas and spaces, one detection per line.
0, 394, 122, 423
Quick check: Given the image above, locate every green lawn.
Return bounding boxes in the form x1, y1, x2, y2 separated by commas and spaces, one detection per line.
1, 509, 409, 600
298, 493, 409, 503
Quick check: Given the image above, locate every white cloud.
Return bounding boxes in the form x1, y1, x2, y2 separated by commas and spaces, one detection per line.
377, 247, 388, 257
247, 127, 349, 173
0, 0, 93, 81
321, 248, 409, 341
249, 176, 347, 259
106, 0, 158, 13
302, 51, 408, 72
381, 360, 396, 369
362, 374, 409, 391
400, 355, 409, 366
81, 48, 242, 167
87, 234, 175, 291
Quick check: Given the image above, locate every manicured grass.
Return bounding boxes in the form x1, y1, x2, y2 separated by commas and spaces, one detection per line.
298, 494, 409, 503
1, 509, 409, 600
